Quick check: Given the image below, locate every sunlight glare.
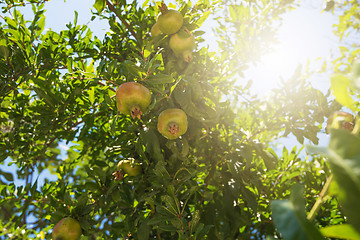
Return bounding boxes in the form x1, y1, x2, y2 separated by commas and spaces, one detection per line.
248, 2, 337, 96
260, 42, 298, 82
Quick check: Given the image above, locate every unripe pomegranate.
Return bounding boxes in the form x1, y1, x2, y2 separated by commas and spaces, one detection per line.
116, 82, 151, 119
169, 26, 196, 62
117, 159, 142, 176
157, 3, 183, 35
157, 108, 188, 140
326, 111, 354, 133
52, 217, 82, 240
151, 23, 162, 37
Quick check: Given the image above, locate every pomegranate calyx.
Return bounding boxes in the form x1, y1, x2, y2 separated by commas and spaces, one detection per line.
130, 106, 143, 119
183, 50, 193, 62
159, 3, 168, 14
168, 122, 180, 135
112, 170, 124, 181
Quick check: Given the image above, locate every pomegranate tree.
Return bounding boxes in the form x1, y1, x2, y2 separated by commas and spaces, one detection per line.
157, 108, 188, 140
169, 26, 196, 62
116, 82, 151, 119
157, 3, 183, 35
52, 217, 82, 240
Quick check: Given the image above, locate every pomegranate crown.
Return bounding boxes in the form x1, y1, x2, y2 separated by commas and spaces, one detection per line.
159, 2, 168, 14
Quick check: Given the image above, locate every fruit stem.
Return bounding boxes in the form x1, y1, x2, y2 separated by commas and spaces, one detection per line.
307, 174, 333, 221
168, 122, 179, 135
184, 28, 191, 35
159, 2, 168, 14
130, 106, 142, 120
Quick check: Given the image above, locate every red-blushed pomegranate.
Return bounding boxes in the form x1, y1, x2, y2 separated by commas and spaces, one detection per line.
157, 108, 188, 140
52, 217, 82, 240
116, 82, 151, 119
117, 159, 142, 176
169, 26, 196, 62
157, 3, 183, 35
151, 22, 162, 37
326, 111, 354, 133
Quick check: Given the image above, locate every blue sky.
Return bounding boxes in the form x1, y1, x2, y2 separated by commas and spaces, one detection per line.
1, 0, 340, 190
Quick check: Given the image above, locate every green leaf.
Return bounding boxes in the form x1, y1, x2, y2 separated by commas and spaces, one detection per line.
229, 5, 238, 21
320, 224, 360, 240
147, 216, 169, 225
174, 87, 204, 120
330, 74, 355, 111
93, 0, 106, 13
271, 184, 326, 240
190, 210, 200, 233
196, 11, 210, 26
141, 128, 164, 162
32, 87, 58, 107
88, 87, 95, 105
137, 219, 150, 240
351, 60, 360, 90
147, 73, 175, 84
161, 195, 180, 216
157, 225, 178, 232
85, 181, 99, 192
0, 169, 14, 182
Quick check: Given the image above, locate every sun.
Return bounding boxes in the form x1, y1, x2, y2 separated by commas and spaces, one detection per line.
248, 42, 301, 95
247, 3, 337, 95
260, 42, 299, 81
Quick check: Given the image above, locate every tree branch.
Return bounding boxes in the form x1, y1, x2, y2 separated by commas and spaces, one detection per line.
105, 0, 140, 43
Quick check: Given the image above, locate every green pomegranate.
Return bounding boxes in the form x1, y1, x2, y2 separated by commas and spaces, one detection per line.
326, 111, 354, 133
157, 108, 188, 140
169, 26, 196, 62
116, 82, 151, 119
52, 217, 82, 240
117, 159, 142, 176
157, 3, 183, 35
151, 22, 162, 37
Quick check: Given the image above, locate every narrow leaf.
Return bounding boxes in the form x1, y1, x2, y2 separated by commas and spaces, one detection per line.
330, 74, 355, 110
320, 224, 360, 240
93, 0, 106, 13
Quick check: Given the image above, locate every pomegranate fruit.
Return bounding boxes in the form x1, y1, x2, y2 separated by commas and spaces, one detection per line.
52, 217, 82, 240
117, 159, 142, 176
116, 82, 151, 119
157, 108, 188, 140
157, 3, 183, 35
326, 111, 354, 133
169, 26, 196, 62
151, 23, 162, 37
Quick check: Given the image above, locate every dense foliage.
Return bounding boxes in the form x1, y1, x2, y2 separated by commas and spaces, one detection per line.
1, 0, 360, 239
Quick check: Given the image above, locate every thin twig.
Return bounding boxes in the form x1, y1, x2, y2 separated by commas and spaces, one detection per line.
307, 174, 333, 221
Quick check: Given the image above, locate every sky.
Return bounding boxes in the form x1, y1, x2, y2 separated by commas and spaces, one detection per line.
1, 0, 340, 190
